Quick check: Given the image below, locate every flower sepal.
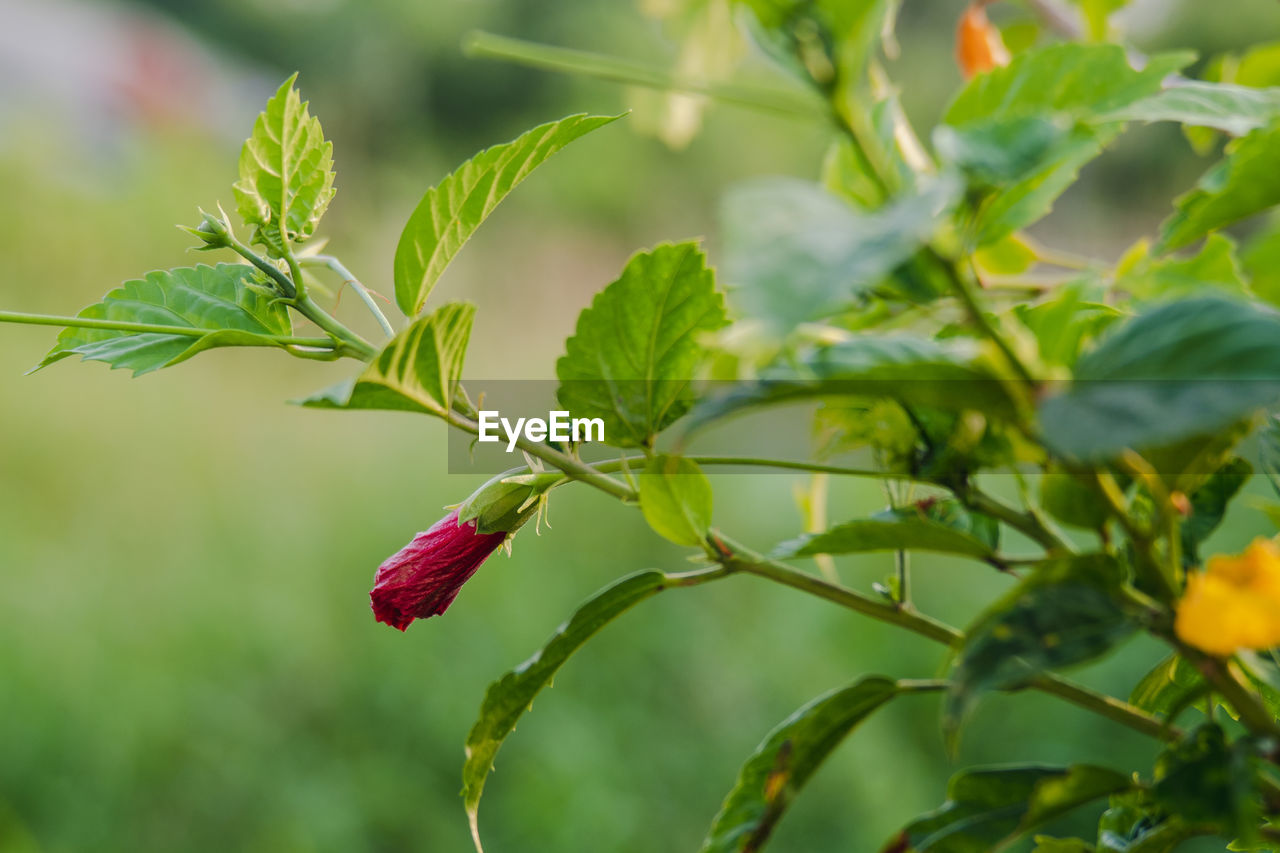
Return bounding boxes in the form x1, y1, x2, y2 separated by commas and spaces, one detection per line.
456, 469, 561, 535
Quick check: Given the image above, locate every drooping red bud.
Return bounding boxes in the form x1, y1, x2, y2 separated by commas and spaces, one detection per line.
370, 510, 507, 630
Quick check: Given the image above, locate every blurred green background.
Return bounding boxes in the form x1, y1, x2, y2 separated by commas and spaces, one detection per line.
2, 1, 1280, 850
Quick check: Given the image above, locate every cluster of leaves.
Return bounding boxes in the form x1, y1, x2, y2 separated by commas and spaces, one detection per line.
15, 0, 1280, 851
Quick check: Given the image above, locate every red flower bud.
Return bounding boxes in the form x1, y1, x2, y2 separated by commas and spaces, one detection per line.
371, 510, 507, 630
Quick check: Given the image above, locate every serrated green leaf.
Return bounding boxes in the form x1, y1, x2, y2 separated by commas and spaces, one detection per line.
1153, 724, 1262, 843
934, 115, 1107, 242
1223, 41, 1280, 88
923, 498, 1001, 549
822, 136, 888, 209
1098, 792, 1207, 852
701, 677, 899, 853
463, 569, 706, 850
556, 242, 727, 447
736, 0, 882, 39
773, 501, 997, 560
1116, 234, 1247, 301
1098, 822, 1201, 852
1039, 297, 1280, 460
1141, 649, 1280, 726
973, 127, 1107, 246
1100, 81, 1280, 137
1260, 413, 1280, 499
887, 764, 1130, 853
936, 117, 1074, 188
944, 44, 1191, 125
734, 0, 890, 86
812, 398, 919, 464
300, 302, 474, 417
945, 555, 1135, 739
1015, 283, 1122, 369
1233, 651, 1280, 722
937, 115, 1110, 249
975, 233, 1038, 276
233, 75, 335, 253
1242, 217, 1280, 308
721, 177, 958, 329
688, 335, 1017, 434
36, 264, 292, 376
394, 114, 620, 315
1143, 418, 1252, 499
638, 455, 713, 546
1038, 465, 1110, 531
1129, 654, 1206, 720
940, 45, 1189, 244
1182, 457, 1251, 565
1160, 120, 1280, 252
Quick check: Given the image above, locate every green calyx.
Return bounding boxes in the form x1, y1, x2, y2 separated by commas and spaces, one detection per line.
455, 469, 563, 535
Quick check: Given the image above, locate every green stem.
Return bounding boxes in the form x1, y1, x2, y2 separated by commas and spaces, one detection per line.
599, 454, 1068, 557
1215, 663, 1280, 739
888, 477, 913, 604
1031, 672, 1171, 740
464, 31, 822, 118
1118, 450, 1185, 594
1090, 455, 1280, 742
596, 454, 935, 484
446, 448, 1168, 742
957, 483, 1074, 555
446, 412, 637, 503
712, 531, 961, 645
225, 233, 296, 298
223, 235, 378, 361
942, 255, 1039, 387
821, 57, 1042, 395
832, 91, 900, 198
0, 310, 337, 348
896, 548, 911, 605
662, 565, 734, 588
292, 292, 378, 361
1094, 470, 1177, 603
1089, 452, 1279, 741
804, 473, 842, 584
1019, 235, 1101, 271
282, 250, 309, 301
708, 531, 1175, 741
302, 255, 397, 338
897, 679, 950, 693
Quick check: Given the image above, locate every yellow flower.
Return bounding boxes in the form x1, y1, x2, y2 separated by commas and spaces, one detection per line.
1175, 538, 1280, 656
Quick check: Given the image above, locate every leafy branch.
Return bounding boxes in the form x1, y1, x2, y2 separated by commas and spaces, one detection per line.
8, 6, 1280, 851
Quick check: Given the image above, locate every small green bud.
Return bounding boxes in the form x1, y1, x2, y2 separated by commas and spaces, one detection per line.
179, 208, 233, 250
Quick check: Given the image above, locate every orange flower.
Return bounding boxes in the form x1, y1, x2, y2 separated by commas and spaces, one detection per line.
955, 3, 1010, 79
1175, 538, 1280, 656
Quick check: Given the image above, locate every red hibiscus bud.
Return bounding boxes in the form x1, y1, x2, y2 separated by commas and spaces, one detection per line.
371, 510, 508, 630
371, 470, 560, 630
